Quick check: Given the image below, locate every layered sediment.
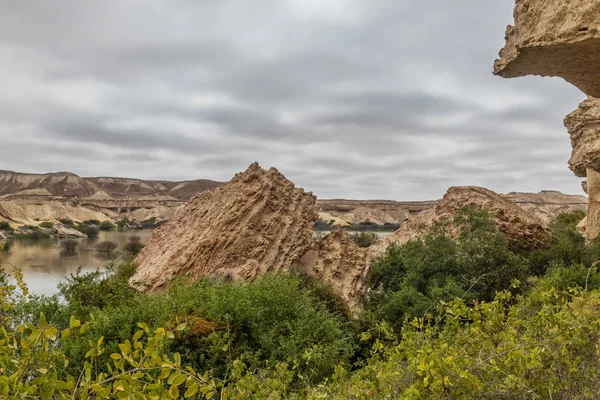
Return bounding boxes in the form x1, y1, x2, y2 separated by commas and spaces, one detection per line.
130, 163, 318, 290
494, 0, 600, 240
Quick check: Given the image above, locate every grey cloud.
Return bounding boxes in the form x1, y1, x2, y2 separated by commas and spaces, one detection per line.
0, 0, 587, 199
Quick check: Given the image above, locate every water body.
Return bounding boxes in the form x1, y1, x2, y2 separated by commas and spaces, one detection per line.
0, 230, 154, 296
1, 230, 393, 296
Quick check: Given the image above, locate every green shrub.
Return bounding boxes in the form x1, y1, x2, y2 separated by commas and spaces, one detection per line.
365, 208, 528, 330
0, 221, 10, 231
98, 221, 116, 231
74, 224, 99, 238
350, 232, 378, 248
22, 266, 355, 384
38, 221, 54, 229
117, 218, 132, 228
83, 219, 100, 226
57, 218, 74, 227
527, 210, 600, 275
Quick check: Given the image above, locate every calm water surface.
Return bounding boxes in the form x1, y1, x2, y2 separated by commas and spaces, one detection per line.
2, 230, 392, 296
0, 230, 154, 296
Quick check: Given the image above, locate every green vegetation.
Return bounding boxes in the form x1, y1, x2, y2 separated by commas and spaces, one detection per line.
38, 221, 54, 229
99, 221, 116, 231
142, 217, 168, 229
117, 218, 132, 228
76, 224, 100, 238
0, 221, 11, 231
365, 208, 528, 330
58, 218, 75, 227
3, 208, 600, 398
350, 231, 378, 248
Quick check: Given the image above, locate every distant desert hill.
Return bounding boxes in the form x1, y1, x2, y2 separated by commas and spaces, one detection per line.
0, 170, 222, 201
0, 170, 588, 227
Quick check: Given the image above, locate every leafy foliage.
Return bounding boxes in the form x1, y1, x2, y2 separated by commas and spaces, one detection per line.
99, 221, 116, 231
365, 208, 528, 330
3, 208, 600, 398
350, 232, 378, 248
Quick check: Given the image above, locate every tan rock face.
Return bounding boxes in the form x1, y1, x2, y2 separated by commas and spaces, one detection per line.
130, 163, 318, 290
494, 0, 600, 97
373, 186, 549, 254
53, 224, 88, 238
565, 98, 600, 177
299, 229, 371, 308
503, 190, 587, 223
495, 0, 598, 239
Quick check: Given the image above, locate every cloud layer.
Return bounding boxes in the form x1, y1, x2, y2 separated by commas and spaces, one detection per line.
0, 0, 586, 200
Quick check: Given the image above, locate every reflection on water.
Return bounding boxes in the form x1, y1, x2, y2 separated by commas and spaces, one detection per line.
2, 229, 392, 296
0, 230, 154, 296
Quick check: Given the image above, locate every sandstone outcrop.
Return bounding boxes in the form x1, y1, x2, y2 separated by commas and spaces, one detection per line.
503, 191, 587, 223
373, 186, 549, 255
494, 0, 600, 239
299, 229, 371, 308
53, 224, 88, 238
494, 0, 600, 97
130, 163, 317, 290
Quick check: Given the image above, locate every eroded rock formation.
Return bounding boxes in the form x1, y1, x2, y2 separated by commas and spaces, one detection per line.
130, 163, 318, 290
53, 224, 88, 238
504, 190, 587, 223
373, 186, 549, 255
494, 0, 600, 96
495, 0, 600, 239
299, 229, 371, 308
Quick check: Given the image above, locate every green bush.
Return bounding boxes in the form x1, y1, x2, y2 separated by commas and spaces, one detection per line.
310, 285, 600, 399
73, 223, 99, 238
350, 232, 378, 248
0, 221, 10, 231
117, 218, 132, 228
38, 221, 54, 229
365, 208, 528, 330
19, 266, 355, 385
98, 221, 116, 231
83, 219, 100, 226
57, 218, 75, 227
527, 210, 600, 275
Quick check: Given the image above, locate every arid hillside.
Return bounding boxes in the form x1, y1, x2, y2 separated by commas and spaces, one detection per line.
0, 170, 222, 200
0, 169, 588, 227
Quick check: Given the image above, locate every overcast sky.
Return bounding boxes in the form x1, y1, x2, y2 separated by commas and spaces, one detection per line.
0, 0, 587, 200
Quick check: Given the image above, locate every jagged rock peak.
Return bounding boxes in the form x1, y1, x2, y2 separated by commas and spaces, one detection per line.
130, 163, 317, 291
